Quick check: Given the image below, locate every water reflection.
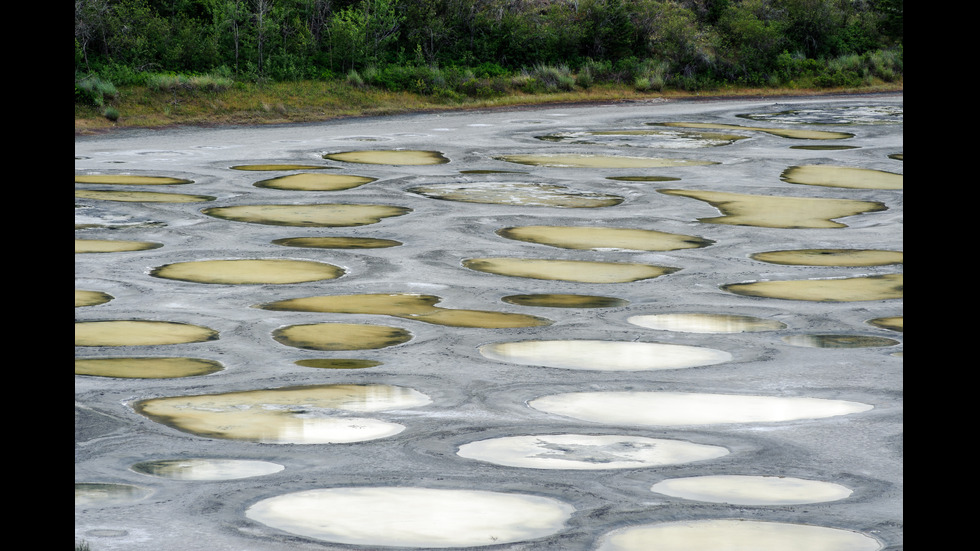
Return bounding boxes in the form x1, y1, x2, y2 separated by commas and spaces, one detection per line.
408, 182, 623, 208
75, 483, 152, 507
535, 128, 747, 148
596, 519, 882, 551
457, 434, 729, 469
628, 313, 786, 333
738, 105, 903, 125
231, 164, 334, 171
495, 153, 717, 168
131, 458, 284, 480
134, 383, 432, 444
295, 359, 382, 369
260, 293, 552, 328
529, 391, 873, 426
272, 236, 401, 249
650, 475, 853, 505
653, 122, 854, 140
868, 316, 903, 332
480, 340, 731, 371
782, 334, 900, 348
245, 487, 574, 547
501, 294, 628, 308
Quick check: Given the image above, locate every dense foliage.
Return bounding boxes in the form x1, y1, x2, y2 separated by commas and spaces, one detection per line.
75, 0, 902, 96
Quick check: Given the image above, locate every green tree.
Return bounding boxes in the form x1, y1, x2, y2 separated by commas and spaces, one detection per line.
327, 0, 403, 70
716, 0, 786, 80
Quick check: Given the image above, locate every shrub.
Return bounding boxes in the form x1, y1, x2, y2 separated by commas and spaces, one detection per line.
103, 106, 120, 121
346, 69, 365, 87
75, 76, 118, 107
528, 63, 575, 91
864, 48, 902, 81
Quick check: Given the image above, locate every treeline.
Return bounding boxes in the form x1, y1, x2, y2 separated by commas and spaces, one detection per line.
75, 0, 903, 94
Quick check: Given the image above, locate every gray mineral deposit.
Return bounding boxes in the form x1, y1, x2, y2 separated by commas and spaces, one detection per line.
76, 94, 902, 551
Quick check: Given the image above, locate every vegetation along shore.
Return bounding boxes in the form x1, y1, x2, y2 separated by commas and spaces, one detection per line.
75, 0, 902, 133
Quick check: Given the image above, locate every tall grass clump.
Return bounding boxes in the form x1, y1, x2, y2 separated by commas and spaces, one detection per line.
632, 59, 670, 91
75, 75, 118, 106
146, 72, 233, 92
346, 69, 365, 87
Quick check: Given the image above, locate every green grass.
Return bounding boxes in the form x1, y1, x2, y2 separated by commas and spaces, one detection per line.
75, 74, 902, 134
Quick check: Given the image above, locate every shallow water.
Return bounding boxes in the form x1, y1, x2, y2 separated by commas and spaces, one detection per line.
131, 458, 284, 480
75, 289, 113, 307
480, 340, 732, 371
495, 153, 717, 168
750, 248, 903, 266
75, 320, 219, 346
723, 273, 903, 302
628, 313, 786, 333
245, 487, 574, 547
202, 203, 411, 227
529, 391, 873, 426
457, 434, 729, 469
134, 383, 432, 444
596, 519, 882, 551
75, 238, 163, 253
497, 225, 713, 251
272, 322, 413, 350
151, 258, 345, 285
463, 257, 679, 283
260, 293, 552, 328
74, 174, 193, 185
75, 189, 216, 203
655, 121, 855, 140
659, 189, 887, 228
649, 474, 853, 505
408, 181, 624, 207
253, 172, 376, 191
75, 357, 224, 378
323, 149, 449, 165
780, 165, 903, 190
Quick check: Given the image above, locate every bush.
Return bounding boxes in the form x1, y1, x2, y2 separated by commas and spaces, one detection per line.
528, 63, 575, 91
814, 68, 861, 88
103, 106, 120, 121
